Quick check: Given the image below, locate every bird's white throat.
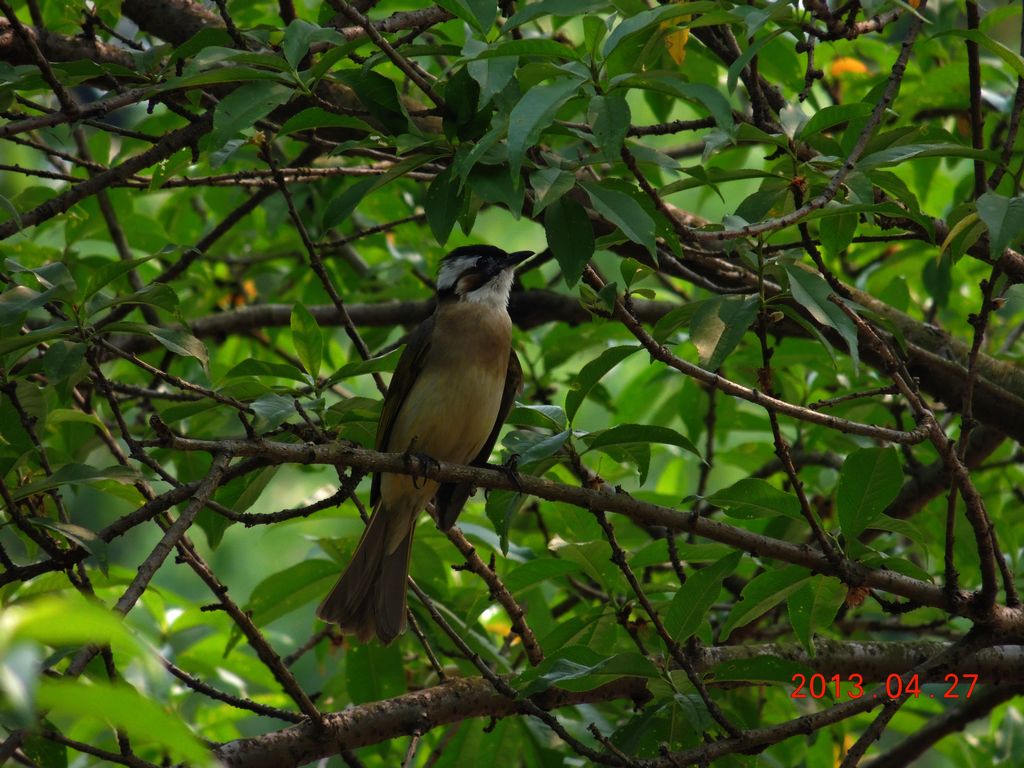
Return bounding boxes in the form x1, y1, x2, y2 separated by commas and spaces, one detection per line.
463, 268, 514, 309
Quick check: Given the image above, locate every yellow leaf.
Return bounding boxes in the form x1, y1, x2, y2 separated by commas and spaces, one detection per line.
665, 28, 690, 65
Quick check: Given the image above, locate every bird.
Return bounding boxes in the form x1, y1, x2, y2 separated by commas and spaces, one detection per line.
317, 244, 532, 644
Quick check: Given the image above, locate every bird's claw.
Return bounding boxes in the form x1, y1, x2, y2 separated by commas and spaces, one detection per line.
493, 453, 523, 493
403, 448, 440, 489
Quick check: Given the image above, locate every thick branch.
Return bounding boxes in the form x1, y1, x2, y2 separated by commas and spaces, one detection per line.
214, 675, 649, 768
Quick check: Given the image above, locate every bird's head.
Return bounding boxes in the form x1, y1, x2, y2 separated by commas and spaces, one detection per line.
436, 245, 533, 309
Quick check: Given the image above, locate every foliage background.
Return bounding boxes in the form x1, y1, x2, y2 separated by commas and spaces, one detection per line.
1, 0, 1024, 766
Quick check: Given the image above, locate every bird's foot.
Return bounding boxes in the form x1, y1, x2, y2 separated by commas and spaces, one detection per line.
403, 447, 440, 489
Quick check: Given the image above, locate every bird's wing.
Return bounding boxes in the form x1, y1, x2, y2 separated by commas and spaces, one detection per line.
435, 349, 523, 530
370, 315, 435, 508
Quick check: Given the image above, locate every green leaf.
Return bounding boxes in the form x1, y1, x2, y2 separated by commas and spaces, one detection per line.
556, 540, 622, 591
585, 423, 701, 458
149, 327, 210, 371
651, 300, 705, 342
819, 211, 857, 258
473, 39, 582, 61
613, 73, 733, 129
250, 393, 295, 432
290, 303, 323, 379
425, 166, 465, 245
278, 107, 372, 137
788, 575, 845, 655
720, 566, 810, 641
689, 294, 759, 371
580, 181, 656, 255
338, 70, 409, 135
508, 429, 571, 466
210, 81, 292, 147
544, 197, 594, 287
707, 655, 809, 685
589, 91, 630, 159
346, 641, 406, 703
976, 192, 1024, 258
515, 646, 659, 696
565, 345, 640, 423
706, 478, 803, 521
12, 464, 138, 501
1, 594, 146, 659
508, 403, 567, 430
282, 19, 345, 68
857, 142, 996, 172
602, 2, 721, 59
726, 29, 784, 94
321, 154, 433, 228
322, 347, 402, 387
157, 65, 286, 92
224, 358, 307, 383
932, 29, 1024, 79
28, 519, 109, 572
507, 77, 582, 178
0, 285, 54, 326
664, 551, 741, 642
503, 558, 582, 592
796, 102, 875, 140
244, 559, 337, 627
530, 167, 576, 216
785, 265, 859, 373
505, 0, 609, 30
19, 729, 66, 768
37, 680, 213, 766
486, 488, 527, 555
836, 447, 903, 539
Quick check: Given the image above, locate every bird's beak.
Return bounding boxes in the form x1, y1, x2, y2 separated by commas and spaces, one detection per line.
506, 250, 534, 266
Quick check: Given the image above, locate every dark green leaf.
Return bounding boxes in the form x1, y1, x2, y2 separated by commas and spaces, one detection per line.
210, 81, 292, 147
706, 478, 803, 520
503, 558, 582, 592
473, 39, 582, 61
515, 646, 658, 696
346, 641, 406, 703
244, 558, 337, 627
796, 102, 875, 140
12, 464, 138, 500
785, 265, 859, 372
290, 303, 323, 379
588, 91, 630, 158
585, 423, 701, 459
720, 566, 811, 641
976, 192, 1024, 258
322, 347, 402, 386
788, 575, 845, 655
565, 345, 640, 423
507, 77, 582, 178
836, 447, 903, 539
282, 19, 345, 68
426, 166, 464, 245
149, 327, 210, 371
689, 294, 759, 371
544, 197, 594, 287
602, 3, 721, 58
250, 393, 295, 432
580, 181, 656, 255
665, 551, 741, 642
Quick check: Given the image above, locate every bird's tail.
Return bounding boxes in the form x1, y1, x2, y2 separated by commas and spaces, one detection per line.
316, 504, 414, 645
